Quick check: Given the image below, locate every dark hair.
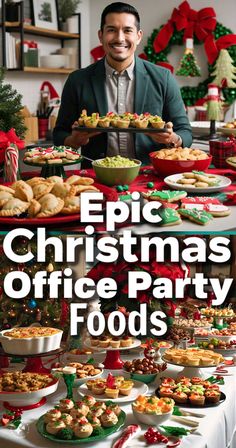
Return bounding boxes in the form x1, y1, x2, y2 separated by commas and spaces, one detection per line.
100, 2, 140, 31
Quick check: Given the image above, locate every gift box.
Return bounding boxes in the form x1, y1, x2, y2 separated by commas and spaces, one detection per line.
209, 137, 236, 168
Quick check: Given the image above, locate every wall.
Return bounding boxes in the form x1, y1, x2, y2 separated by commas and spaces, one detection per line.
3, 0, 236, 114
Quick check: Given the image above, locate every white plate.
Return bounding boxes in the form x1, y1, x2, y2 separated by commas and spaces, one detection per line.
190, 121, 221, 135
84, 338, 141, 352
78, 379, 148, 403
218, 127, 236, 136
164, 173, 231, 193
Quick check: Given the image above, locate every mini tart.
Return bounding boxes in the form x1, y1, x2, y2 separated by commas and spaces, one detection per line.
0, 190, 13, 206
189, 393, 205, 406
191, 377, 204, 385
73, 402, 89, 416
205, 390, 221, 403
73, 421, 93, 438
91, 382, 106, 395
28, 199, 41, 217
107, 403, 121, 416
59, 398, 74, 412
36, 194, 64, 218
98, 117, 110, 128
87, 414, 101, 429
70, 408, 84, 419
46, 420, 66, 435
33, 182, 54, 199
172, 391, 188, 403
84, 117, 99, 128
120, 336, 133, 347
44, 408, 62, 423
150, 118, 165, 128
99, 336, 111, 348
90, 336, 99, 346
161, 377, 176, 387
134, 118, 149, 128
86, 379, 97, 390
61, 196, 80, 214
105, 387, 119, 399
119, 380, 133, 396
110, 338, 120, 348
159, 387, 174, 398
13, 180, 33, 202
116, 119, 130, 128
0, 198, 29, 216
100, 410, 118, 427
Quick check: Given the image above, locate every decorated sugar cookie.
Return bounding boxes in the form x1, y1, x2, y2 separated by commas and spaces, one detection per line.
206, 204, 231, 217
178, 208, 213, 225
143, 189, 187, 202
158, 208, 182, 226
181, 197, 221, 205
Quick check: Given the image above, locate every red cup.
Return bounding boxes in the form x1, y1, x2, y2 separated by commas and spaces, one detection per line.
38, 118, 49, 139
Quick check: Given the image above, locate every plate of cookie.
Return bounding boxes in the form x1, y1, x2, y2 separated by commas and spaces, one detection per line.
164, 172, 231, 193
23, 146, 82, 165
0, 176, 118, 226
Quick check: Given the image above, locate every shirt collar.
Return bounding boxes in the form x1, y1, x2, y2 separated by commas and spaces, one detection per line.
105, 57, 135, 80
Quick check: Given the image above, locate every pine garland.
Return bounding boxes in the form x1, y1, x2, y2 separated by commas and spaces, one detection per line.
0, 67, 26, 137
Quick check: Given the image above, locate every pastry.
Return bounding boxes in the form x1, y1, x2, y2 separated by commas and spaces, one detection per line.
205, 390, 221, 403
120, 336, 133, 347
36, 194, 64, 218
172, 391, 188, 403
28, 199, 41, 217
99, 336, 111, 348
91, 381, 106, 395
51, 182, 72, 198
59, 398, 74, 412
73, 420, 93, 438
0, 198, 29, 216
81, 395, 97, 407
47, 176, 64, 184
189, 393, 205, 406
13, 180, 33, 202
44, 409, 62, 423
60, 413, 73, 426
0, 190, 13, 206
32, 182, 53, 199
0, 185, 15, 194
105, 387, 119, 399
110, 337, 120, 348
61, 196, 80, 214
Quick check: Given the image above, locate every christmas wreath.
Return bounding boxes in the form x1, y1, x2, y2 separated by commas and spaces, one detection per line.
140, 0, 236, 106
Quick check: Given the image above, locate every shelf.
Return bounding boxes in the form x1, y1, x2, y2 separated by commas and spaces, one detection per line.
8, 67, 74, 74
3, 22, 80, 39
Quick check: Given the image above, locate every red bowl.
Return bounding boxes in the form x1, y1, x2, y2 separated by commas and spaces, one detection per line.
149, 151, 212, 177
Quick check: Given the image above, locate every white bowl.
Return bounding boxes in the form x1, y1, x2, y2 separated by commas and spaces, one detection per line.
0, 376, 59, 406
40, 54, 69, 68
0, 327, 63, 355
132, 406, 172, 425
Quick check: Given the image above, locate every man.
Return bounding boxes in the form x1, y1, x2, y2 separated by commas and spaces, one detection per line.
53, 2, 192, 165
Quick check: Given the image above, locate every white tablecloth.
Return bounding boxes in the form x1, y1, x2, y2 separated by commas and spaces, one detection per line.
0, 361, 235, 448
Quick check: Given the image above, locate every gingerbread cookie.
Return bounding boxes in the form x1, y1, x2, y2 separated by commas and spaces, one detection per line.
178, 208, 213, 225
143, 190, 187, 202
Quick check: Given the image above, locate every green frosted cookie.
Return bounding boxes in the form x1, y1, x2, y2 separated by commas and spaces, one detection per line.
159, 208, 182, 226
143, 189, 187, 202
178, 208, 213, 225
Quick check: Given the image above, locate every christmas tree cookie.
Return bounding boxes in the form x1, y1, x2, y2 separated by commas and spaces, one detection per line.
143, 190, 187, 202
158, 208, 182, 226
178, 208, 213, 225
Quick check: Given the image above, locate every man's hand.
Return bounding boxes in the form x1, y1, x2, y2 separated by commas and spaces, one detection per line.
64, 121, 101, 148
145, 122, 181, 147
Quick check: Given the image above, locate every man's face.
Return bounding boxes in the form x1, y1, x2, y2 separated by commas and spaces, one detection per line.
98, 13, 143, 65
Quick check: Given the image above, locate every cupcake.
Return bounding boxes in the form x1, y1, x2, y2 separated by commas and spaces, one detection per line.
161, 377, 176, 387
120, 336, 133, 347
191, 377, 204, 385
73, 420, 93, 438
119, 380, 133, 396
44, 408, 62, 423
46, 420, 66, 435
58, 398, 74, 412
189, 393, 205, 406
205, 390, 221, 403
172, 391, 188, 404
70, 408, 84, 419
105, 387, 119, 399
100, 409, 118, 427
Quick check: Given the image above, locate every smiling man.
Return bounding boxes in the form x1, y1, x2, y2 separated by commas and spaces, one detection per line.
53, 2, 192, 165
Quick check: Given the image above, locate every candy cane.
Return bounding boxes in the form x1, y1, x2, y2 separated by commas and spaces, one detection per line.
112, 425, 141, 448
4, 144, 19, 183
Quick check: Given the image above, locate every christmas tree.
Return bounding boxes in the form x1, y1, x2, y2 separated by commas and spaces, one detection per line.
176, 52, 201, 77
0, 236, 70, 337
211, 49, 236, 88
0, 67, 25, 137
